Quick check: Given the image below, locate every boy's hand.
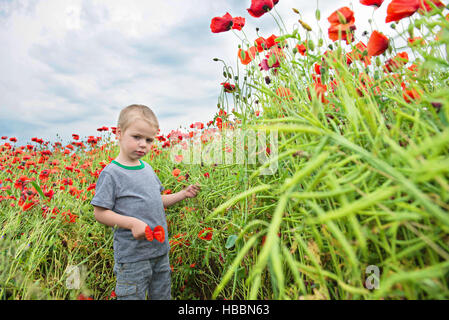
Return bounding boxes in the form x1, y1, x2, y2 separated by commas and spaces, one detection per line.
130, 218, 148, 240
183, 184, 201, 199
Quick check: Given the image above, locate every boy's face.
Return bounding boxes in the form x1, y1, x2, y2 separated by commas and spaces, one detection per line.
116, 119, 158, 162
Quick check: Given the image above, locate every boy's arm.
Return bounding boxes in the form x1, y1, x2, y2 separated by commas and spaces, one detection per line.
161, 184, 200, 208
93, 206, 147, 240
161, 191, 187, 208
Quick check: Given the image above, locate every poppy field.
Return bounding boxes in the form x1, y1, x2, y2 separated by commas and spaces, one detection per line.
1, 0, 449, 300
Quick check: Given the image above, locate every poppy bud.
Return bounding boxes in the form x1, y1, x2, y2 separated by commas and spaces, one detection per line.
265, 76, 271, 84
307, 39, 315, 51
315, 9, 321, 21
213, 58, 219, 61
298, 19, 312, 31
292, 8, 300, 14
431, 102, 442, 112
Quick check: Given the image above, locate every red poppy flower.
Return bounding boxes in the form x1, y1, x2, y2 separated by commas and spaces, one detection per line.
198, 227, 213, 241
254, 37, 268, 52
327, 7, 356, 44
247, 0, 278, 18
386, 0, 420, 23
275, 87, 293, 100
367, 31, 389, 56
221, 82, 236, 93
22, 201, 37, 212
153, 225, 165, 243
264, 34, 278, 49
384, 52, 409, 72
296, 43, 307, 56
62, 210, 78, 223
328, 7, 355, 25
403, 88, 421, 103
238, 46, 258, 65
418, 0, 445, 12
408, 37, 425, 46
231, 16, 246, 31
349, 41, 371, 67
210, 13, 246, 33
172, 168, 181, 177
360, 0, 384, 8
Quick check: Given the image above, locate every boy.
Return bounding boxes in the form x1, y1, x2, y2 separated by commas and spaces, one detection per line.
91, 104, 200, 300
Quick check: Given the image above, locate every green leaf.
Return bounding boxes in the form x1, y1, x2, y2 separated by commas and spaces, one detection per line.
225, 235, 238, 249
30, 180, 45, 199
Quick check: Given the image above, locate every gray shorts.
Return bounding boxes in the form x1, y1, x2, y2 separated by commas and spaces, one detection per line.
113, 254, 171, 300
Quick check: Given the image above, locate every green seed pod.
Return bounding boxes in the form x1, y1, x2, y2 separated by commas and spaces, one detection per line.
307, 39, 315, 51
415, 19, 422, 29
407, 23, 414, 39
387, 45, 393, 54
390, 23, 396, 29
337, 11, 347, 24
318, 38, 323, 47
298, 19, 312, 32
315, 9, 321, 21
375, 57, 381, 67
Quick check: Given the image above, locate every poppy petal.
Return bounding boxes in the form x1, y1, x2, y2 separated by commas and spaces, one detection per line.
367, 30, 389, 56
153, 225, 165, 243
145, 225, 154, 241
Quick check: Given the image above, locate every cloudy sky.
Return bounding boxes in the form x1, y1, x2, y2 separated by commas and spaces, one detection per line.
0, 0, 391, 145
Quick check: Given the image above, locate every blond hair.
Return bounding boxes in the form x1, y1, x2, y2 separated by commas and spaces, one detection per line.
117, 104, 159, 133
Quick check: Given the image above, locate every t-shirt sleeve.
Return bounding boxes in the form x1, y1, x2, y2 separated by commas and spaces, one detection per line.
90, 171, 116, 210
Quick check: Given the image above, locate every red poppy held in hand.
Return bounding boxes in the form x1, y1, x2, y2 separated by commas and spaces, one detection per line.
145, 225, 153, 241
367, 31, 389, 56
153, 225, 165, 243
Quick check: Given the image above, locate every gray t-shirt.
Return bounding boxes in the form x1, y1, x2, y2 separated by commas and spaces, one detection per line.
90, 159, 168, 263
